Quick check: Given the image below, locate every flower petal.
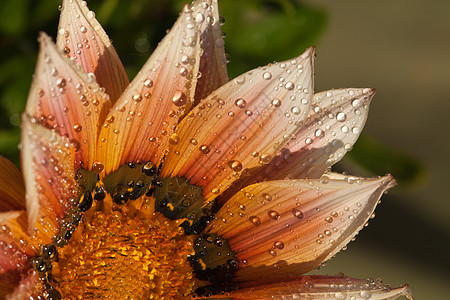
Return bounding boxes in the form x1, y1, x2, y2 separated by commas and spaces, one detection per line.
191, 0, 228, 103
97, 5, 202, 174
205, 174, 395, 281
21, 116, 78, 244
161, 48, 314, 204
4, 272, 42, 300
0, 157, 25, 212
215, 88, 375, 205
25, 33, 111, 170
265, 88, 375, 180
57, 0, 129, 103
212, 275, 413, 300
0, 211, 33, 274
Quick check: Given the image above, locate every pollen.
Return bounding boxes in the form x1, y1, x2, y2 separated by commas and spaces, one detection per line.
52, 210, 196, 299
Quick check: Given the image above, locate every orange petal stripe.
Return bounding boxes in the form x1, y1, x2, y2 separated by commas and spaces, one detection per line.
25, 33, 111, 171
0, 157, 25, 212
97, 5, 202, 174
21, 116, 77, 245
161, 48, 314, 204
206, 174, 395, 281
57, 0, 129, 103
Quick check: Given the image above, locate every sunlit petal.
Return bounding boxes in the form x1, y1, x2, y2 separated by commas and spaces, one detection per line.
25, 33, 111, 170
97, 5, 202, 174
161, 48, 314, 204
21, 115, 77, 244
191, 0, 228, 104
3, 272, 41, 300
0, 157, 25, 212
57, 0, 129, 103
206, 275, 413, 300
206, 174, 395, 280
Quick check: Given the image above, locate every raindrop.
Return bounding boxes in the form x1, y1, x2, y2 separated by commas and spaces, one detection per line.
249, 216, 261, 226
132, 93, 142, 102
195, 12, 205, 23
200, 145, 210, 154
229, 160, 243, 172
56, 77, 66, 88
268, 249, 277, 256
259, 153, 272, 164
73, 124, 82, 132
292, 208, 304, 219
169, 133, 179, 145
274, 241, 284, 249
272, 99, 281, 107
315, 129, 324, 138
325, 216, 333, 223
263, 72, 272, 80
291, 106, 301, 115
172, 91, 187, 106
80, 25, 87, 33
92, 161, 104, 174
268, 210, 280, 220
262, 193, 272, 202
285, 81, 295, 90
235, 98, 247, 108
336, 112, 347, 122
144, 79, 153, 88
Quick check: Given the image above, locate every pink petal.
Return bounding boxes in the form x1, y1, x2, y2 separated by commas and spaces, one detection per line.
210, 275, 413, 300
0, 157, 25, 212
57, 0, 129, 103
4, 272, 42, 300
205, 174, 395, 281
191, 0, 229, 104
97, 5, 202, 174
268, 88, 375, 180
0, 211, 33, 274
161, 48, 314, 204
25, 33, 111, 171
21, 115, 78, 244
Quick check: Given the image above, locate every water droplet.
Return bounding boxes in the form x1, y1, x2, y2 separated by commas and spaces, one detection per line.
80, 25, 87, 33
169, 133, 179, 145
200, 145, 210, 154
56, 77, 66, 88
272, 99, 281, 107
268, 210, 280, 220
73, 124, 82, 132
172, 91, 187, 106
229, 160, 243, 172
263, 72, 272, 80
285, 81, 295, 90
195, 12, 205, 23
341, 125, 349, 133
360, 291, 372, 299
259, 153, 272, 164
211, 187, 220, 194
190, 139, 198, 145
249, 216, 261, 225
315, 129, 324, 138
352, 99, 362, 108
144, 79, 153, 88
262, 193, 272, 202
291, 106, 301, 115
274, 241, 284, 249
292, 208, 304, 219
336, 112, 347, 122
325, 216, 333, 223
268, 249, 277, 256
92, 161, 104, 174
235, 98, 247, 108
132, 93, 142, 102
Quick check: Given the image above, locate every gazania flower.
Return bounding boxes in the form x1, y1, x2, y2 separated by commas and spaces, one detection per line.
0, 0, 413, 299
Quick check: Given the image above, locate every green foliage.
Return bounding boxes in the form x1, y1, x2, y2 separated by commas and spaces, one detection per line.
347, 134, 424, 186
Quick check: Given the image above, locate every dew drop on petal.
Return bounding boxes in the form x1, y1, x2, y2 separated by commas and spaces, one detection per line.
172, 91, 187, 106
292, 208, 304, 219
268, 210, 280, 220
249, 216, 261, 226
336, 112, 347, 122
263, 72, 272, 80
235, 98, 247, 108
92, 161, 104, 174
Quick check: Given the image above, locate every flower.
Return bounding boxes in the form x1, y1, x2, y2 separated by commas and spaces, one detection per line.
0, 0, 413, 299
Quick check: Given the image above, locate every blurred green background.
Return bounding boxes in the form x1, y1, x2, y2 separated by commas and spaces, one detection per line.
0, 0, 448, 298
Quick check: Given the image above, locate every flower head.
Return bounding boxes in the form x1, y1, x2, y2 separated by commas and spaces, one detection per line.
0, 0, 413, 299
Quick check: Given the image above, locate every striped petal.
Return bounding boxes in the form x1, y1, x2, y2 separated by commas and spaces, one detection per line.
191, 0, 229, 104
0, 157, 25, 212
206, 174, 395, 281
3, 272, 42, 300
97, 5, 202, 174
0, 211, 33, 274
57, 0, 129, 103
211, 275, 413, 300
25, 33, 111, 171
161, 48, 314, 204
21, 116, 78, 244
264, 88, 375, 180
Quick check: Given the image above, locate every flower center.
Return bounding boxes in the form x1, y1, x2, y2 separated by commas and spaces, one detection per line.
52, 210, 196, 299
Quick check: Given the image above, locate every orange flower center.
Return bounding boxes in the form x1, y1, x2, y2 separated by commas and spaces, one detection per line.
51, 210, 196, 299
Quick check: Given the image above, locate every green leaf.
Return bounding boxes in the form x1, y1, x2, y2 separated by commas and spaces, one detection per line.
346, 134, 424, 187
